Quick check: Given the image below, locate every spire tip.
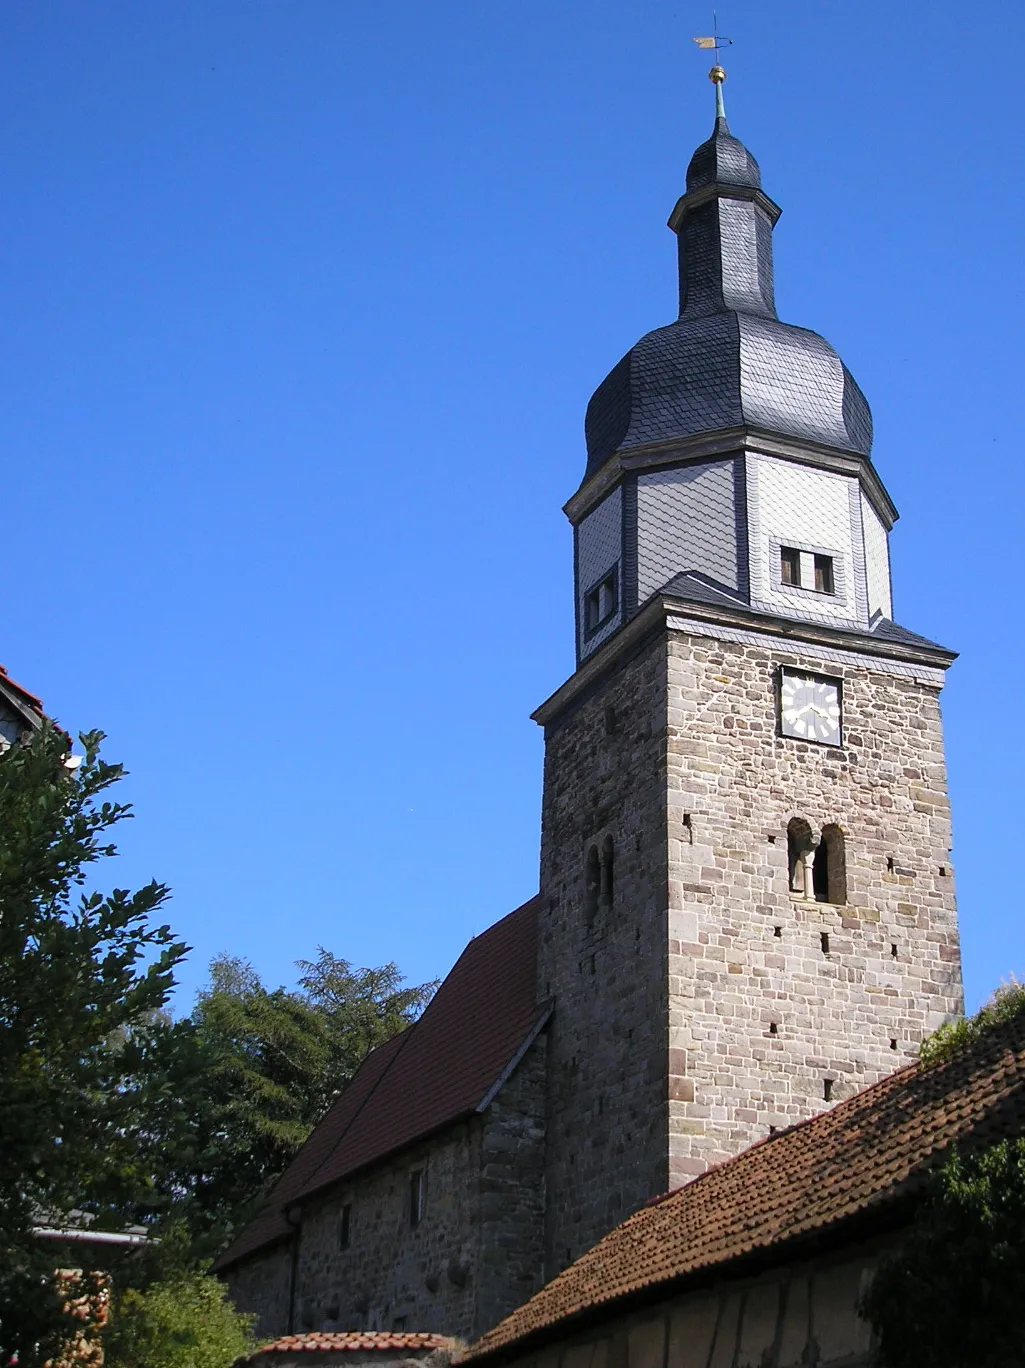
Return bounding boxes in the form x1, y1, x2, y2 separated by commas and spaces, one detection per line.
710, 64, 727, 122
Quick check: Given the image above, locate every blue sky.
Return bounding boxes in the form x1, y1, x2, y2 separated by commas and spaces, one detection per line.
1, 1, 1022, 1013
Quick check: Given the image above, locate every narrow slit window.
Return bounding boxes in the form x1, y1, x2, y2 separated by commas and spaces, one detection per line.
823, 1078, 834, 1102
584, 845, 600, 923
780, 546, 802, 586
600, 836, 614, 908
584, 567, 619, 637
339, 1203, 352, 1250
814, 554, 835, 594
409, 1170, 425, 1228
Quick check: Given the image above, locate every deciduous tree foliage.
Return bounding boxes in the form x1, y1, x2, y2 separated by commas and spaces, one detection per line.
103, 1271, 259, 1368
0, 724, 187, 1366
0, 720, 436, 1360
864, 1139, 1025, 1368
157, 950, 437, 1254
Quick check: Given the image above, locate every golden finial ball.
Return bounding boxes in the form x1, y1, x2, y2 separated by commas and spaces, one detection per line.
709, 64, 727, 84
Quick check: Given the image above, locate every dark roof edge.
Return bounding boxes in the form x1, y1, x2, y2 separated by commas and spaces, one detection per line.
290, 1112, 484, 1215
214, 1227, 293, 1273
295, 990, 551, 1213
533, 594, 955, 728
564, 427, 898, 531
275, 899, 544, 1218
476, 1001, 554, 1113
458, 1206, 910, 1368
0, 674, 46, 729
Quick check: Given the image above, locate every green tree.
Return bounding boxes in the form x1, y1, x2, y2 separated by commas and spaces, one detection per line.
0, 723, 188, 1366
103, 1271, 259, 1368
153, 949, 436, 1254
863, 1138, 1025, 1367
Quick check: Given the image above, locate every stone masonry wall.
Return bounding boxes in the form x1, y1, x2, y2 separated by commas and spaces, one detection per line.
537, 613, 963, 1261
665, 625, 963, 1183
476, 1035, 548, 1334
494, 1240, 885, 1368
226, 1241, 294, 1340
291, 1123, 482, 1341
538, 632, 671, 1275
276, 1041, 547, 1344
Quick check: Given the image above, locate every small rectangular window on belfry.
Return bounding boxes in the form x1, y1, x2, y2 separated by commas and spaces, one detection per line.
814, 554, 835, 594
409, 1170, 425, 1228
780, 546, 801, 586
584, 567, 619, 637
339, 1202, 352, 1250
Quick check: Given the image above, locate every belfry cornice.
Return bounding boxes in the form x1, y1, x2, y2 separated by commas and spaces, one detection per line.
563, 427, 899, 531
532, 592, 955, 729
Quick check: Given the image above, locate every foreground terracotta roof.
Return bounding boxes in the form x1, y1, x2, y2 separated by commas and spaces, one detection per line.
465, 1012, 1025, 1362
248, 1331, 455, 1356
216, 898, 541, 1272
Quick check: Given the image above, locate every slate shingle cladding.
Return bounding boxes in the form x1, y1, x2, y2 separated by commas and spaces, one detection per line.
582, 116, 872, 482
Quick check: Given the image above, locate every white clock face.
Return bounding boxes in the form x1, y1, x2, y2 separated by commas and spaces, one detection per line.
780, 671, 842, 745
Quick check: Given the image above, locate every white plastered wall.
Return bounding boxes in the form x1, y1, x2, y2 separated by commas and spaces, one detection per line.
861, 492, 893, 621
747, 453, 863, 628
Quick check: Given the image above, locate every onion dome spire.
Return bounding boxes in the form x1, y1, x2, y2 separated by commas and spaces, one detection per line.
580, 64, 873, 480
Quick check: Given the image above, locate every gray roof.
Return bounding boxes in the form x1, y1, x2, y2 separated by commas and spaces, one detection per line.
583, 117, 872, 481
661, 571, 953, 657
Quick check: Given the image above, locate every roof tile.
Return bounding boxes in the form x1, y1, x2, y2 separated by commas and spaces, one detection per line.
217, 899, 540, 1272
465, 1014, 1025, 1362
247, 1331, 455, 1357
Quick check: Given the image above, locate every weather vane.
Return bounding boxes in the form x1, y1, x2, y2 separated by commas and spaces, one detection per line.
693, 11, 732, 117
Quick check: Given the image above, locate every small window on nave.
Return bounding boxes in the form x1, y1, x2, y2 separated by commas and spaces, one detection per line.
584, 845, 600, 922
338, 1202, 352, 1250
409, 1170, 425, 1228
600, 835, 614, 909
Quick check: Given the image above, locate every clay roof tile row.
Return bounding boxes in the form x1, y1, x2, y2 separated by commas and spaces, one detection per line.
464, 1013, 1025, 1362
250, 1331, 455, 1355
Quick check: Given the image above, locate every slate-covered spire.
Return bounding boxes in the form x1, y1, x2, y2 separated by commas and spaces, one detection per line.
580, 69, 873, 480
669, 66, 779, 320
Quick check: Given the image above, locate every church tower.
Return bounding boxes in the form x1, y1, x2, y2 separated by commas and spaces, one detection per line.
535, 72, 964, 1272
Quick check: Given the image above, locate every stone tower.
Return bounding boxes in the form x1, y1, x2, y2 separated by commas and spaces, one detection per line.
534, 85, 964, 1274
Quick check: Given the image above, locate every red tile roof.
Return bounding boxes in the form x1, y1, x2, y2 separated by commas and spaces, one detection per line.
465, 1012, 1025, 1363
216, 898, 541, 1272
246, 1331, 454, 1357
0, 663, 44, 714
